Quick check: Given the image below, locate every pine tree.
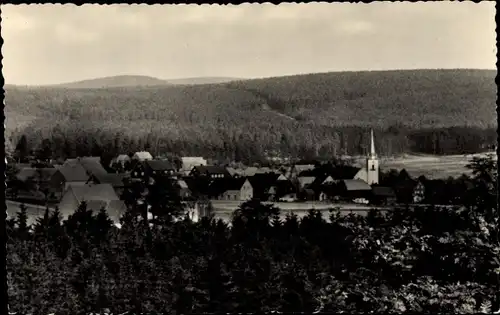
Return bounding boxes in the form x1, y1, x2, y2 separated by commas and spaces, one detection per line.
15, 204, 30, 241
14, 134, 30, 162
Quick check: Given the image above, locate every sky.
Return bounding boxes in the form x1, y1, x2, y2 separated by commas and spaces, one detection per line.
1, 2, 497, 85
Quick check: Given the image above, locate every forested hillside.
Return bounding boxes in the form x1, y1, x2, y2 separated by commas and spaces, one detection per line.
5, 69, 496, 163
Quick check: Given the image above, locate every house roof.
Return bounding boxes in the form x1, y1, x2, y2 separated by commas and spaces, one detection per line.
226, 167, 239, 176
92, 173, 127, 187
181, 157, 207, 164
242, 167, 258, 176
68, 183, 121, 203
144, 160, 175, 171
372, 186, 396, 197
177, 179, 189, 189
115, 154, 130, 162
56, 163, 90, 182
79, 159, 108, 177
256, 167, 273, 174
209, 178, 250, 196
297, 176, 316, 189
192, 165, 230, 176
343, 179, 372, 191
294, 164, 315, 173
133, 151, 153, 160
16, 168, 59, 182
65, 156, 101, 165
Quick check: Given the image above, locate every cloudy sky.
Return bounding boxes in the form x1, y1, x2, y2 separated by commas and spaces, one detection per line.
1, 2, 496, 85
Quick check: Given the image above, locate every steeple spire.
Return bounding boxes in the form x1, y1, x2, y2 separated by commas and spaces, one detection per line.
370, 129, 376, 158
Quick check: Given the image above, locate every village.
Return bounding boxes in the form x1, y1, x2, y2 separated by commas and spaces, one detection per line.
6, 129, 475, 225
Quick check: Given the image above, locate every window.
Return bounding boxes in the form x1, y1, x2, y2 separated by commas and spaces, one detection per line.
371, 164, 375, 171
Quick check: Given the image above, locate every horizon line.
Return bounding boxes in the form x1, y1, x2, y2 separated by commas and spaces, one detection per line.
6, 67, 497, 87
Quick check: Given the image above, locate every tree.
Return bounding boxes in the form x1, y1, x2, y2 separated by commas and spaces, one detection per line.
36, 138, 53, 162
6, 164, 21, 199
14, 134, 30, 162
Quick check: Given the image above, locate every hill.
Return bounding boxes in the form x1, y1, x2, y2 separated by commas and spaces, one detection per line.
47, 75, 172, 89
9, 75, 246, 90
5, 69, 497, 161
165, 77, 243, 85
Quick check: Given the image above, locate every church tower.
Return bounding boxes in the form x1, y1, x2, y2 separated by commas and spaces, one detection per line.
366, 129, 379, 185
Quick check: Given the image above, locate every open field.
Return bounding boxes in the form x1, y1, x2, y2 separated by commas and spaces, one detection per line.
211, 200, 391, 223
353, 151, 496, 179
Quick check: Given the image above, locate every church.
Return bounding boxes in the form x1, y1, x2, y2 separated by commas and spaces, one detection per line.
353, 129, 379, 185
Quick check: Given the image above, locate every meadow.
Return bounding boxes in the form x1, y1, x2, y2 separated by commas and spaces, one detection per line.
352, 151, 497, 179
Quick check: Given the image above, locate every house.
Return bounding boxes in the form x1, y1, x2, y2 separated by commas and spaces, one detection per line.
371, 186, 397, 205
58, 183, 126, 223
296, 176, 316, 190
182, 176, 211, 198
337, 179, 373, 203
131, 160, 176, 180
132, 151, 153, 162
88, 173, 128, 197
181, 157, 207, 173
305, 175, 337, 201
190, 165, 231, 179
54, 163, 91, 189
412, 180, 426, 203
110, 154, 131, 166
15, 167, 66, 200
144, 160, 177, 176
176, 179, 192, 199
208, 178, 253, 201
287, 164, 316, 179
63, 157, 108, 178
79, 158, 108, 177
248, 173, 281, 201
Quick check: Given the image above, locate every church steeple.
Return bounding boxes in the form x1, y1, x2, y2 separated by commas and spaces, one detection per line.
370, 128, 376, 158
366, 128, 379, 185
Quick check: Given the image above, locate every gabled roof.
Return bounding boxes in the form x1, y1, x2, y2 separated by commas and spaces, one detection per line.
16, 168, 60, 182
209, 178, 251, 196
57, 163, 90, 182
297, 176, 316, 189
79, 159, 108, 177
92, 173, 127, 187
226, 167, 239, 176
181, 157, 207, 165
68, 183, 121, 203
242, 167, 259, 176
133, 151, 153, 161
277, 174, 289, 181
144, 160, 175, 171
343, 179, 372, 191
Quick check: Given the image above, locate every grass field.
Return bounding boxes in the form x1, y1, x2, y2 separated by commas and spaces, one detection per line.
354, 151, 496, 179
211, 200, 391, 223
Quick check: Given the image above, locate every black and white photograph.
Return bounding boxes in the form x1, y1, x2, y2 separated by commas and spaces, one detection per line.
2, 2, 498, 314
